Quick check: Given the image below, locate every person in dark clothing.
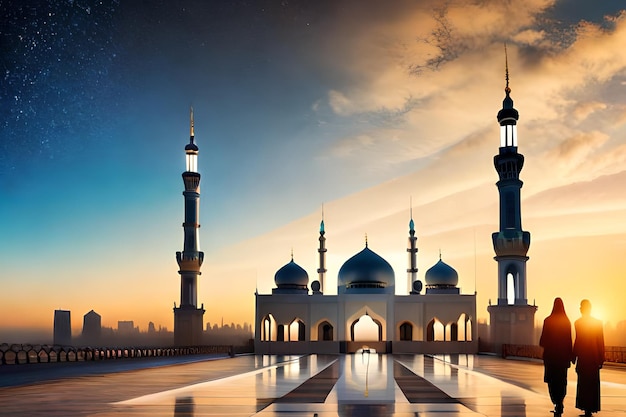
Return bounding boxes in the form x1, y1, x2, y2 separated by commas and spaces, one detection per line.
539, 297, 573, 416
572, 299, 605, 417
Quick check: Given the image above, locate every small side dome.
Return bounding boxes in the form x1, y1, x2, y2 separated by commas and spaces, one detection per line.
425, 258, 458, 288
274, 259, 309, 289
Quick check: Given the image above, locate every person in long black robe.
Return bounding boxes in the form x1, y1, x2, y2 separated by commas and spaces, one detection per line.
539, 297, 572, 415
572, 299, 605, 417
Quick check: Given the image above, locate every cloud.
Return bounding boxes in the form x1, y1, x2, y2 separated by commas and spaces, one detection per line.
525, 169, 626, 219
572, 101, 608, 121
328, 90, 354, 116
547, 131, 609, 162
330, 133, 376, 157
513, 29, 548, 45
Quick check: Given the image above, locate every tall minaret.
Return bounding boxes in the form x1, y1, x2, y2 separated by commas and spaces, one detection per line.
317, 206, 327, 293
406, 203, 418, 294
174, 108, 205, 346
488, 49, 537, 352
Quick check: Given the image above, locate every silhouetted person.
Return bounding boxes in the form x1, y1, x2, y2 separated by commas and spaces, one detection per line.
572, 299, 605, 417
539, 297, 572, 416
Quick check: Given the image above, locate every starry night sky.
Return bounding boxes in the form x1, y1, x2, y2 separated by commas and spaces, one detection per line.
2, 1, 626, 337
2, 0, 367, 241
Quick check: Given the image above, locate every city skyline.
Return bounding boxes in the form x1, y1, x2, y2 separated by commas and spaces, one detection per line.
2, 1, 626, 340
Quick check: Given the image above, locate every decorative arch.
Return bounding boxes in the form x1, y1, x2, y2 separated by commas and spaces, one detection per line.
455, 313, 473, 341
288, 318, 306, 342
350, 314, 383, 342
448, 322, 458, 341
260, 314, 276, 342
345, 305, 387, 342
505, 264, 520, 305
426, 318, 444, 341
398, 321, 413, 341
317, 320, 334, 341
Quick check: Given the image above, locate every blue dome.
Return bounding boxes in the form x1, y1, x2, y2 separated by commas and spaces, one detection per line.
338, 246, 394, 292
425, 258, 458, 287
274, 259, 309, 289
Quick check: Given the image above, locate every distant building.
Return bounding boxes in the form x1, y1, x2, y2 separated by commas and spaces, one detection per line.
82, 310, 101, 344
148, 321, 156, 333
53, 309, 72, 346
117, 320, 138, 335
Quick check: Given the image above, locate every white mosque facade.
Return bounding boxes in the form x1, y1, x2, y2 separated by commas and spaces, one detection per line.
255, 225, 478, 354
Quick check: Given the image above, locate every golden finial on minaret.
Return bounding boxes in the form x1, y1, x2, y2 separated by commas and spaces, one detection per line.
365, 233, 368, 247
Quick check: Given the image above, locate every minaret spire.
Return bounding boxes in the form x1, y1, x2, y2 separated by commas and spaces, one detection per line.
498, 44, 519, 148
184, 108, 199, 173
190, 106, 195, 140
504, 43, 510, 94
407, 197, 418, 294
317, 204, 327, 293
409, 196, 415, 231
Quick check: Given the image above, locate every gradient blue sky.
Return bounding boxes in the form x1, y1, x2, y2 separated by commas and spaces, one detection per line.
2, 0, 626, 341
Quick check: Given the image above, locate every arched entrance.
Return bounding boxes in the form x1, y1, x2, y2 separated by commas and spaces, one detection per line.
351, 314, 382, 342
426, 318, 444, 341
289, 319, 306, 341
260, 314, 276, 342
345, 307, 387, 353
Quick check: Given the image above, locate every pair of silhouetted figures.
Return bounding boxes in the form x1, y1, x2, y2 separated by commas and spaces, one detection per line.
540, 298, 605, 417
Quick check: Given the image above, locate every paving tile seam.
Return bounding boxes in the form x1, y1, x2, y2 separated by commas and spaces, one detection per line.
114, 355, 313, 406
415, 356, 544, 397
115, 355, 339, 407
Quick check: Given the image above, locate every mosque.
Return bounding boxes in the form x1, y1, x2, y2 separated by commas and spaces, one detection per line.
173, 63, 536, 354
254, 223, 478, 354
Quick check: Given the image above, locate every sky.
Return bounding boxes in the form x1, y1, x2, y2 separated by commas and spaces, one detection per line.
2, 0, 626, 342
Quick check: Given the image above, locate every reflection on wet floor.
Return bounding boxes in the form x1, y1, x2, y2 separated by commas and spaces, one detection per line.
2, 353, 625, 416
110, 353, 525, 416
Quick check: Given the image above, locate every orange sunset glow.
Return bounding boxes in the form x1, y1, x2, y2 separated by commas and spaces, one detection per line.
2, 1, 626, 345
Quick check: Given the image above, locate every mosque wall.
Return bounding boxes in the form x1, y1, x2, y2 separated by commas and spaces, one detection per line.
255, 292, 478, 354
423, 295, 476, 326
394, 297, 425, 341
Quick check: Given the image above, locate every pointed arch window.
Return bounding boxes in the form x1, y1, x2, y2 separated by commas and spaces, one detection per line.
399, 322, 413, 341
318, 321, 333, 341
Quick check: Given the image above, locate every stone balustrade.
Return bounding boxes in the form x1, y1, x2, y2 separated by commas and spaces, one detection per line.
0, 343, 247, 365
501, 344, 626, 364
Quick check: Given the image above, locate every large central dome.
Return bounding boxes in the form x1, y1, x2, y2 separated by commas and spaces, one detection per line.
338, 245, 395, 294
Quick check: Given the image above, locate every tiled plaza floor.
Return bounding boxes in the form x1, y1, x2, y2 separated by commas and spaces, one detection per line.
0, 354, 625, 416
